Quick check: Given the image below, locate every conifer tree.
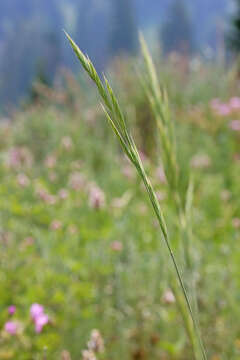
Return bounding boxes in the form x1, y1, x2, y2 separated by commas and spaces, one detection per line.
228, 0, 240, 52
75, 0, 110, 71
161, 0, 194, 55
109, 0, 138, 56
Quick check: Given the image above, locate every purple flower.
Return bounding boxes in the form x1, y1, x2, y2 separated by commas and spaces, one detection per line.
34, 314, 49, 333
30, 303, 44, 320
8, 305, 16, 316
4, 321, 19, 335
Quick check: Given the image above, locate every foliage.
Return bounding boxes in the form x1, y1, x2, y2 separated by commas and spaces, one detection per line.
228, 0, 240, 53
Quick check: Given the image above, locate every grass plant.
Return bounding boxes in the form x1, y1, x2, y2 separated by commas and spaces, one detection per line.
65, 31, 207, 360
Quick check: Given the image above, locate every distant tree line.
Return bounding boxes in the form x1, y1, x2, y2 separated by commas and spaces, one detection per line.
228, 0, 240, 53
0, 0, 232, 108
0, 0, 138, 107
161, 0, 195, 55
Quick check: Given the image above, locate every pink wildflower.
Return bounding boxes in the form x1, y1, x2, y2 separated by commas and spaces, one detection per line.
30, 303, 44, 320
139, 151, 148, 163
20, 236, 35, 250
58, 189, 69, 200
215, 103, 231, 116
121, 164, 134, 180
156, 191, 166, 202
50, 220, 62, 230
89, 184, 105, 209
44, 154, 57, 168
156, 165, 167, 184
69, 172, 85, 191
229, 120, 240, 131
87, 329, 104, 353
82, 350, 96, 360
36, 188, 56, 205
110, 241, 123, 252
34, 313, 49, 333
190, 154, 211, 169
4, 321, 19, 335
17, 173, 30, 187
232, 218, 240, 229
229, 97, 240, 110
8, 305, 16, 315
6, 147, 33, 169
162, 289, 175, 305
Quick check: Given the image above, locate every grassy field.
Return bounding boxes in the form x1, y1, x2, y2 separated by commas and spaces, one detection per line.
1, 49, 240, 359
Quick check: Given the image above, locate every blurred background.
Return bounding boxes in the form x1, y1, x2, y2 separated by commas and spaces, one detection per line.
2, 1, 240, 359
0, 0, 234, 110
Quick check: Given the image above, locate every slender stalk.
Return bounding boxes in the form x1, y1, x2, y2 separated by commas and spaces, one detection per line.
65, 31, 207, 360
139, 34, 207, 359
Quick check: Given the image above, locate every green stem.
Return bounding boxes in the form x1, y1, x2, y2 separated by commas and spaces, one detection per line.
136, 161, 207, 360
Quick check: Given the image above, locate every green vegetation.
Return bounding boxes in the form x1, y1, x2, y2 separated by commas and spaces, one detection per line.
228, 0, 240, 53
1, 37, 240, 360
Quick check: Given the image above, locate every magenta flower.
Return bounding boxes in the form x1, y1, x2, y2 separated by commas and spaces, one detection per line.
4, 321, 19, 335
34, 314, 49, 333
8, 305, 16, 315
30, 303, 44, 320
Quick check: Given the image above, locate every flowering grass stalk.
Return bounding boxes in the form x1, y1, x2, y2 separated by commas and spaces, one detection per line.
139, 34, 203, 358
65, 31, 207, 360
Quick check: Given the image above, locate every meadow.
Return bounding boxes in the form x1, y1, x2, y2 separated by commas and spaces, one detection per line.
1, 43, 240, 359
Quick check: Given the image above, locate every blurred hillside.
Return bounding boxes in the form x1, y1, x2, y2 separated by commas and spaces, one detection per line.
0, 0, 232, 108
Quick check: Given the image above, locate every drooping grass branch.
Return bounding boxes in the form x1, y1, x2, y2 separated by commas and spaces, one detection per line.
65, 31, 207, 360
